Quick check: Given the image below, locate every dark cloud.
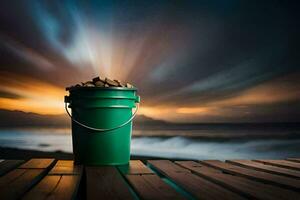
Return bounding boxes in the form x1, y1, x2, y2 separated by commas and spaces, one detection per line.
0, 90, 22, 99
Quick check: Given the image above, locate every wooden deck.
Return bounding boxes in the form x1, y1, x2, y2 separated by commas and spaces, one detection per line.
0, 158, 300, 200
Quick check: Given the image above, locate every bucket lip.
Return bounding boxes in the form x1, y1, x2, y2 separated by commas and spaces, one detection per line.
68, 86, 137, 92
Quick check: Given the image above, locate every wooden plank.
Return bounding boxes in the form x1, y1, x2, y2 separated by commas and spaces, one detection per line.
23, 160, 83, 200
48, 175, 81, 200
118, 160, 154, 175
86, 166, 134, 200
0, 169, 47, 200
0, 159, 55, 200
200, 160, 300, 191
121, 160, 184, 200
0, 160, 24, 176
19, 158, 55, 169
287, 158, 300, 163
127, 174, 185, 200
0, 169, 27, 187
253, 159, 300, 171
49, 160, 82, 175
148, 160, 244, 200
227, 160, 300, 179
177, 161, 300, 200
22, 175, 60, 200
22, 175, 81, 200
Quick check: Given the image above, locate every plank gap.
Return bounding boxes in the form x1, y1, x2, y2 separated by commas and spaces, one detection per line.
146, 162, 195, 200
46, 175, 63, 198
148, 160, 244, 200
177, 161, 300, 200
200, 160, 300, 191
227, 160, 300, 179
116, 165, 142, 200
0, 160, 25, 176
86, 166, 136, 200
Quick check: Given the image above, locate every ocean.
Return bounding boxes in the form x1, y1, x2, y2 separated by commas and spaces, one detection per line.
0, 123, 300, 160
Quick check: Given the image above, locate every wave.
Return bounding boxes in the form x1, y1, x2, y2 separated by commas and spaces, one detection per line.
132, 129, 300, 141
1, 128, 300, 160
131, 136, 300, 160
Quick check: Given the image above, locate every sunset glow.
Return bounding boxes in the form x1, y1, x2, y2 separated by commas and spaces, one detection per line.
0, 73, 65, 115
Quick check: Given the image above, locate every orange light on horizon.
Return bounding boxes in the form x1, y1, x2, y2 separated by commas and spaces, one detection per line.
0, 73, 66, 115
138, 105, 218, 122
176, 107, 210, 114
0, 98, 64, 115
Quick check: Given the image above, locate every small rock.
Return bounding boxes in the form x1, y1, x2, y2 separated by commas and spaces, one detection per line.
104, 83, 110, 87
93, 76, 105, 83
126, 83, 134, 88
105, 78, 119, 87
84, 81, 95, 87
114, 79, 125, 87
92, 76, 100, 82
94, 80, 105, 87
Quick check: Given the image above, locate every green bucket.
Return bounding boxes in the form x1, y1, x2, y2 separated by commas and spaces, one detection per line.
65, 87, 140, 165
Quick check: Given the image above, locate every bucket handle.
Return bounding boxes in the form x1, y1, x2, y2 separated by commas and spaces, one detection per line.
65, 102, 139, 132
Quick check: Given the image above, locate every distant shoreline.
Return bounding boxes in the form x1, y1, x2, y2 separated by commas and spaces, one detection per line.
133, 132, 300, 141
1, 108, 299, 128
0, 146, 167, 161
0, 146, 74, 160
0, 122, 299, 130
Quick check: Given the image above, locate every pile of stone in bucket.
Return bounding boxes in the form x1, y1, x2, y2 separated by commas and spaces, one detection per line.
66, 77, 134, 91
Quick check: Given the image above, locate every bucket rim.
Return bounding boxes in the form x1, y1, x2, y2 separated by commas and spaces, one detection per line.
68, 86, 137, 92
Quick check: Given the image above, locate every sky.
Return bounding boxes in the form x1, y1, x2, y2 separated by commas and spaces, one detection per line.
0, 0, 299, 123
